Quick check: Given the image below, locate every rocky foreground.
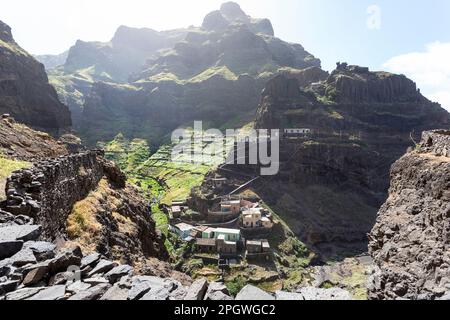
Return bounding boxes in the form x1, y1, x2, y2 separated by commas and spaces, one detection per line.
368, 130, 450, 300
0, 212, 353, 300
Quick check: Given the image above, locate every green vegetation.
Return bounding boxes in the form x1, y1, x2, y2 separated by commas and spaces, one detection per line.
0, 157, 31, 200
0, 39, 28, 56
226, 276, 247, 297
190, 66, 237, 83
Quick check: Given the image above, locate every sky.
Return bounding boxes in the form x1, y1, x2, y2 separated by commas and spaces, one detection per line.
1, 0, 450, 110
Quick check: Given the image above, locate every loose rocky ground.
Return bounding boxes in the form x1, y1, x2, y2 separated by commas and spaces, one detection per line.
0, 212, 352, 300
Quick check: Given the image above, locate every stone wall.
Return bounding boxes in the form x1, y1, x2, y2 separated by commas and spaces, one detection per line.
3, 150, 121, 240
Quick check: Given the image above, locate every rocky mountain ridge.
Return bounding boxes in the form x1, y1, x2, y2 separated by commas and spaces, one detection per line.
0, 20, 71, 133
251, 64, 450, 258
368, 130, 450, 300
38, 2, 321, 144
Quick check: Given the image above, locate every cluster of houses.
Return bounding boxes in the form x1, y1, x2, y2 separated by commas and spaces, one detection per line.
171, 223, 271, 258
169, 197, 273, 258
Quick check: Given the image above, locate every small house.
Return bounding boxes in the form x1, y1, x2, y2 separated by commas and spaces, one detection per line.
246, 240, 264, 254
173, 223, 195, 240
196, 238, 217, 253
242, 208, 263, 228
201, 227, 216, 239
214, 228, 241, 242
217, 235, 238, 254
246, 239, 271, 254
284, 128, 311, 137
171, 206, 182, 218
221, 200, 241, 214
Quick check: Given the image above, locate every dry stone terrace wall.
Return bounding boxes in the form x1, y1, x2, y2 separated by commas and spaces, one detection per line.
3, 150, 109, 241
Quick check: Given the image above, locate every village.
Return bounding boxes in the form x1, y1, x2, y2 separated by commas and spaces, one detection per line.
166, 128, 315, 263
168, 176, 275, 262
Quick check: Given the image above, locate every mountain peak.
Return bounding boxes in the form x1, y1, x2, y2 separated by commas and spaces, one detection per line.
220, 2, 248, 21
202, 2, 274, 36
0, 20, 13, 42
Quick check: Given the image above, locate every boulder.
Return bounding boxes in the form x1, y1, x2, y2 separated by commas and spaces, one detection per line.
68, 283, 111, 300
169, 286, 188, 300
8, 248, 37, 267
297, 287, 352, 300
0, 264, 12, 277
128, 276, 173, 300
87, 259, 118, 278
80, 253, 101, 269
105, 264, 133, 284
22, 264, 49, 286
275, 291, 305, 300
140, 286, 172, 300
66, 281, 91, 294
184, 278, 208, 300
100, 284, 129, 300
26, 285, 66, 300
0, 225, 42, 242
0, 280, 20, 295
205, 282, 233, 300
5, 287, 43, 300
48, 271, 75, 286
235, 285, 275, 300
0, 240, 23, 260
128, 279, 152, 300
48, 246, 82, 274
24, 241, 56, 261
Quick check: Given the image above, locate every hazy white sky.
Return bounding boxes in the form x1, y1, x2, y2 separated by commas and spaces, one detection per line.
1, 0, 450, 109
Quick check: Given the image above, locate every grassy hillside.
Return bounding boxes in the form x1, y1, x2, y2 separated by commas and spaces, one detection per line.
0, 157, 30, 200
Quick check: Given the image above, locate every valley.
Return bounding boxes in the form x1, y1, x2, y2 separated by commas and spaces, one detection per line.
0, 1, 449, 301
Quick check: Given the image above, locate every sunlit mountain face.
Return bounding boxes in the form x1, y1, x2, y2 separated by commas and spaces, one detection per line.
0, 1, 449, 303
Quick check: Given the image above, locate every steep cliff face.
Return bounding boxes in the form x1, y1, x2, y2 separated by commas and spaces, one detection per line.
43, 2, 321, 142
0, 20, 71, 133
253, 65, 450, 259
319, 63, 426, 104
368, 131, 450, 300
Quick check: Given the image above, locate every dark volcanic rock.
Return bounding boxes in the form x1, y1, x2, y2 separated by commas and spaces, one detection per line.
48, 247, 82, 274
24, 241, 56, 261
0, 225, 41, 242
251, 66, 450, 258
87, 259, 118, 277
368, 130, 450, 300
26, 285, 66, 300
0, 240, 23, 260
68, 283, 111, 300
0, 20, 71, 133
105, 264, 133, 284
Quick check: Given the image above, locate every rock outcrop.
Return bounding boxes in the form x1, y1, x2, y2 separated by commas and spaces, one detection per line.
321, 63, 427, 104
0, 20, 71, 133
368, 130, 450, 300
0, 115, 68, 159
250, 65, 450, 259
